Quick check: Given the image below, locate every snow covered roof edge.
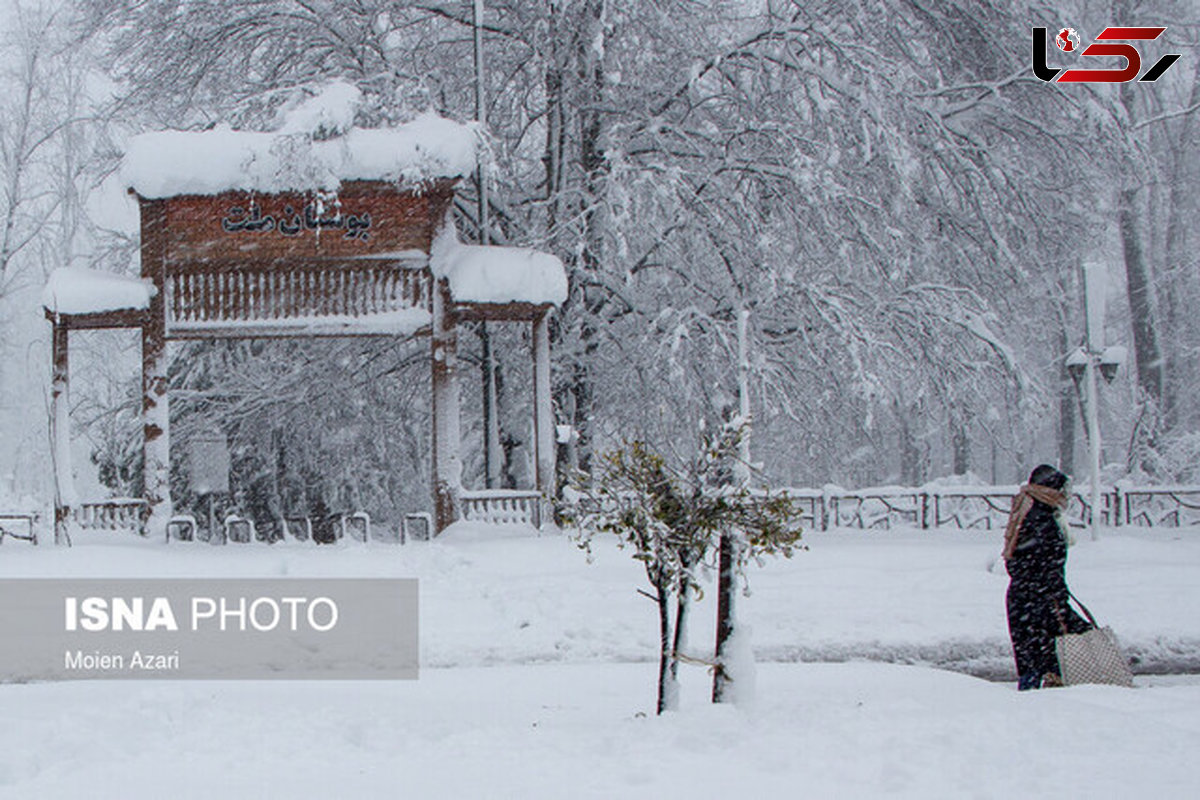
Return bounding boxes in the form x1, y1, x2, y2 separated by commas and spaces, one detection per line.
123, 113, 480, 199
430, 217, 568, 307
42, 268, 157, 316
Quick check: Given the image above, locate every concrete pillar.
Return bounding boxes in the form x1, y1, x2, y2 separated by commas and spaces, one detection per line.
431, 279, 461, 534
142, 306, 171, 536
139, 198, 171, 537
51, 321, 73, 544
532, 310, 555, 511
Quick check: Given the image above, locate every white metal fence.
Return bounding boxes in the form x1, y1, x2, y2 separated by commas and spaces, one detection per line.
774, 485, 1200, 531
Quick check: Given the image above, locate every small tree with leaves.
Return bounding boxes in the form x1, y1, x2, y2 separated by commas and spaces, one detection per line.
568, 420, 801, 714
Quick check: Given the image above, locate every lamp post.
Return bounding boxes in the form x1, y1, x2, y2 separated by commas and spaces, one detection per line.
473, 0, 502, 489
1066, 264, 1125, 541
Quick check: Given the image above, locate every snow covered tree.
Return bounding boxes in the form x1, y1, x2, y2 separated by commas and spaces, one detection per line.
38, 0, 1198, 523
0, 0, 105, 504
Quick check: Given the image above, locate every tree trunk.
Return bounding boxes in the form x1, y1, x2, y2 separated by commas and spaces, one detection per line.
897, 401, 925, 486
1057, 321, 1077, 475
1117, 84, 1163, 472
480, 323, 502, 488
571, 0, 608, 477
1119, 185, 1162, 406
1159, 58, 1200, 434
714, 306, 751, 703
670, 587, 689, 686
656, 581, 676, 714
542, 2, 566, 241
711, 530, 735, 702
951, 418, 970, 475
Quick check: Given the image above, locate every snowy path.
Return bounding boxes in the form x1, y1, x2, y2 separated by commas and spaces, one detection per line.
4, 524, 1199, 679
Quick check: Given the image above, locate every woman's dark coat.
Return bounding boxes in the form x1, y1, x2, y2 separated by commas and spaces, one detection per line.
1005, 499, 1090, 685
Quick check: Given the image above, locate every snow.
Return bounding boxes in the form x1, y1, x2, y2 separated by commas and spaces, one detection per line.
431, 218, 567, 306
122, 112, 479, 199
717, 622, 757, 707
459, 488, 541, 499
276, 81, 362, 138
41, 268, 156, 315
434, 244, 567, 306
2, 663, 1198, 798
1, 524, 1198, 796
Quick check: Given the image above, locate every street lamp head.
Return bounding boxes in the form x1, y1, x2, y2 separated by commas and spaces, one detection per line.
1099, 345, 1126, 384
1066, 347, 1088, 385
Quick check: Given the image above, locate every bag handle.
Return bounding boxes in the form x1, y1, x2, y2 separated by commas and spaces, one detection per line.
1066, 589, 1099, 629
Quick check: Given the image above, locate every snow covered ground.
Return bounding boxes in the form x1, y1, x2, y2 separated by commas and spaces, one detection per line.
1, 524, 1198, 797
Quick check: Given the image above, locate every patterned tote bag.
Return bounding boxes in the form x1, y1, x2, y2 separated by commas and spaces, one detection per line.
1055, 592, 1134, 687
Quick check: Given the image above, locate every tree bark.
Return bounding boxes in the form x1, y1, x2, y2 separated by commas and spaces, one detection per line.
1117, 85, 1163, 472
670, 587, 689, 686
711, 530, 736, 702
951, 418, 970, 475
1158, 58, 1200, 434
1058, 321, 1077, 475
897, 400, 925, 486
480, 323, 501, 488
714, 306, 751, 703
571, 0, 608, 477
656, 581, 676, 714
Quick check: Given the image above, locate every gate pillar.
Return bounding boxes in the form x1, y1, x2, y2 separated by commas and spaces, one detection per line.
431, 278, 462, 533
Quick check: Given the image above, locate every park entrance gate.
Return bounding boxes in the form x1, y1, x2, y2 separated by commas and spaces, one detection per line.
44, 176, 560, 542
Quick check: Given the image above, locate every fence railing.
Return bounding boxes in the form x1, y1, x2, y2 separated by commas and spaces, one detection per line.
72, 495, 546, 542
72, 499, 148, 532
166, 263, 431, 329
1114, 487, 1200, 527
461, 490, 543, 528
774, 485, 1200, 531
64, 485, 1200, 541
0, 512, 39, 544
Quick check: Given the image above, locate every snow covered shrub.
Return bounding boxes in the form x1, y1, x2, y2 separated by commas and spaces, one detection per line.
566, 420, 802, 713
1150, 432, 1200, 484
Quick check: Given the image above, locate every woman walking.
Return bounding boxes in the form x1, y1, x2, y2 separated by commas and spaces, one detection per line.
1003, 464, 1090, 690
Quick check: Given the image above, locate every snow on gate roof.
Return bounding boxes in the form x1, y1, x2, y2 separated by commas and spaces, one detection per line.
431, 222, 568, 307
110, 80, 564, 311
436, 245, 568, 306
42, 267, 156, 316
122, 113, 480, 199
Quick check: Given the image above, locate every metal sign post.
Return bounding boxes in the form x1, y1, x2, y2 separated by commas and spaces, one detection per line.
188, 430, 231, 542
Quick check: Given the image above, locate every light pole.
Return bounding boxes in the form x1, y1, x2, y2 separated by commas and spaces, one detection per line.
1066, 263, 1125, 541
473, 0, 502, 489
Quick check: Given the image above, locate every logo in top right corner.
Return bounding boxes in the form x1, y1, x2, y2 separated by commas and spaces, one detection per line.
1033, 26, 1181, 83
